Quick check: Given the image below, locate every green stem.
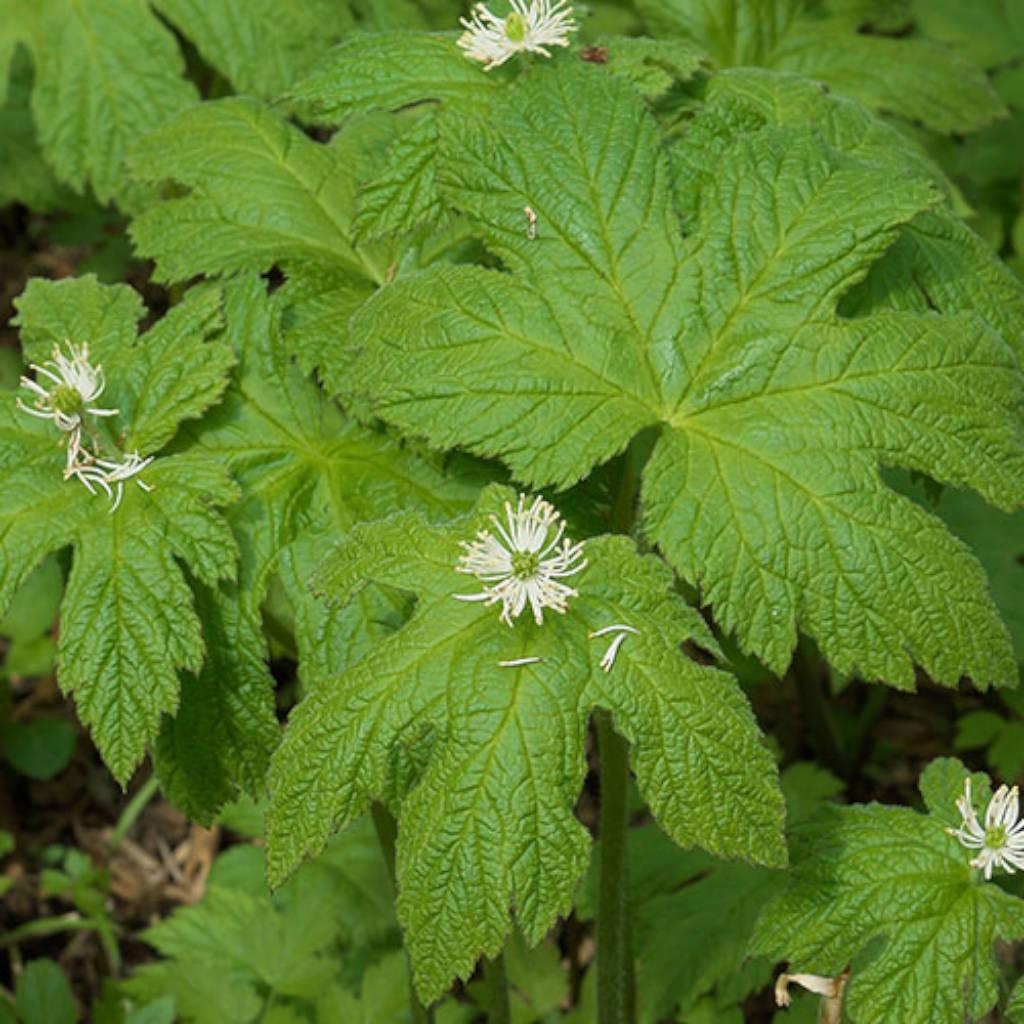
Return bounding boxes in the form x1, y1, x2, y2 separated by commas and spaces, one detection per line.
108, 775, 160, 852
792, 645, 847, 777
0, 913, 101, 949
595, 710, 635, 1024
485, 952, 512, 1024
370, 804, 433, 1024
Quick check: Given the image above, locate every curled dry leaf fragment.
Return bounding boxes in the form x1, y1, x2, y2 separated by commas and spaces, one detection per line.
774, 969, 850, 1023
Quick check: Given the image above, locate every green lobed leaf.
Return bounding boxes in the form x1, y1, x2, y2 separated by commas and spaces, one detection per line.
0, 49, 72, 212
341, 62, 1024, 689
24, 0, 198, 206
15, 960, 76, 1024
670, 70, 1024, 364
160, 273, 478, 810
910, 0, 1024, 68
268, 485, 786, 1001
1010, 975, 1024, 1024
635, 0, 1005, 133
753, 758, 1024, 1024
288, 32, 496, 125
152, 0, 355, 101
128, 99, 384, 284
153, 581, 279, 823
5, 278, 238, 782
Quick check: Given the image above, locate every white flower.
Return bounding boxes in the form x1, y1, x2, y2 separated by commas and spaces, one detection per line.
589, 624, 639, 672
454, 493, 586, 625
946, 777, 1024, 879
17, 341, 118, 432
70, 451, 154, 513
457, 0, 576, 70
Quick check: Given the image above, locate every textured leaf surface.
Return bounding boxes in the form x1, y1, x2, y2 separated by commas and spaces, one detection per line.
1010, 975, 1024, 1024
753, 759, 1024, 1024
153, 0, 355, 101
25, 0, 197, 205
154, 581, 279, 822
671, 69, 1024, 363
4, 277, 237, 781
0, 50, 71, 211
341, 62, 1024, 688
289, 32, 495, 124
187, 274, 476, 689
268, 485, 785, 1000
635, 0, 1004, 132
128, 99, 388, 284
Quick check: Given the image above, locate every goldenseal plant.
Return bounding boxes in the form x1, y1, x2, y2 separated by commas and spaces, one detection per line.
3, 4, 1024, 1022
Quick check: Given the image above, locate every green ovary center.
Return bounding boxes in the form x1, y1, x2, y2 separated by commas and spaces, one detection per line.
504, 12, 526, 41
511, 551, 539, 579
985, 825, 1008, 848
52, 385, 83, 415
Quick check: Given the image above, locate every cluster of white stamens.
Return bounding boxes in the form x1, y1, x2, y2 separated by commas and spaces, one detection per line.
18, 343, 115, 433
454, 493, 586, 626
947, 777, 1024, 879
590, 624, 639, 672
457, 0, 576, 70
18, 341, 153, 512
453, 495, 649, 672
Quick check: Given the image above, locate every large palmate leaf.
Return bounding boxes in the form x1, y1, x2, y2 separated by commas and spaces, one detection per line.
268, 485, 786, 1000
20, 0, 197, 206
127, 96, 462, 384
339, 61, 1024, 689
152, 0, 355, 101
154, 275, 476, 818
4, 277, 237, 782
289, 32, 501, 242
753, 759, 1024, 1024
634, 0, 1004, 133
668, 68, 1024, 365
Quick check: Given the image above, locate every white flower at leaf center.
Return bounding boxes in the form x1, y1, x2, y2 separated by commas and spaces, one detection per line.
946, 777, 1024, 879
17, 341, 118, 432
454, 493, 586, 626
457, 0, 577, 70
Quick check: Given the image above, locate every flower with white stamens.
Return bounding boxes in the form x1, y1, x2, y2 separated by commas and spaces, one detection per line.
946, 777, 1024, 879
590, 624, 639, 672
457, 0, 576, 70
70, 451, 154, 513
454, 493, 586, 626
17, 342, 118, 433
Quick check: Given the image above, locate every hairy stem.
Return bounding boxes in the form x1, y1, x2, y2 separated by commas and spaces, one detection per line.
595, 709, 635, 1024
485, 952, 512, 1024
370, 804, 434, 1024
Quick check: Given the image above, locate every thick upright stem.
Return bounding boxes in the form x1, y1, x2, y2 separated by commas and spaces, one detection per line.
595, 710, 635, 1024
370, 804, 433, 1024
